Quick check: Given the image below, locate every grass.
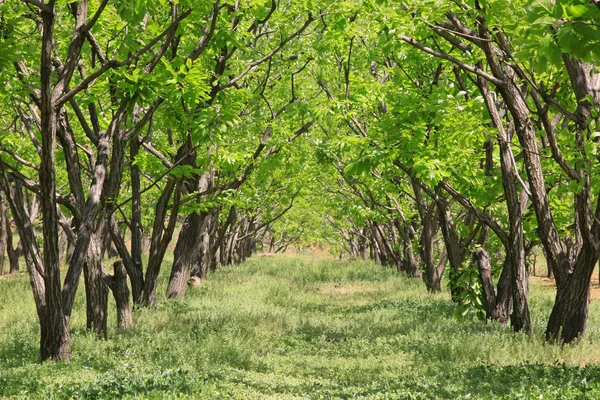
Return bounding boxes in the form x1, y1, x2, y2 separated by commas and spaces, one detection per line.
2, 254, 600, 398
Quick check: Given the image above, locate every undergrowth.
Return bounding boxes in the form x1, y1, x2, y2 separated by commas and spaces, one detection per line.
1, 255, 600, 399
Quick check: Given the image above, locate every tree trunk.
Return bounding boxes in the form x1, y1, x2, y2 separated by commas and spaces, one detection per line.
6, 216, 22, 273
476, 72, 531, 333
545, 245, 599, 343
476, 247, 497, 320
130, 137, 144, 293
142, 179, 181, 307
166, 212, 204, 298
83, 230, 108, 338
110, 220, 144, 305
411, 178, 442, 291
437, 196, 462, 301
0, 195, 7, 275
103, 260, 134, 330
39, 6, 70, 362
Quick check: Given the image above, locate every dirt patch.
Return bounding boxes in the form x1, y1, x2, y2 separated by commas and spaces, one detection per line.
533, 274, 600, 300
0, 273, 23, 281
316, 283, 377, 295
256, 253, 277, 257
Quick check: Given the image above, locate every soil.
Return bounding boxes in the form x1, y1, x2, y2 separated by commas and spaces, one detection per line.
532, 273, 600, 300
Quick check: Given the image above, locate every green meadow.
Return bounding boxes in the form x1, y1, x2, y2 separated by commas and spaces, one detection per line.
2, 254, 600, 399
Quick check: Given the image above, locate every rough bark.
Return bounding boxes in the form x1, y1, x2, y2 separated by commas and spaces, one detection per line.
142, 179, 181, 307
103, 260, 134, 330
412, 178, 442, 291
129, 137, 143, 296
545, 246, 598, 342
83, 230, 108, 338
0, 195, 7, 275
166, 212, 204, 298
476, 71, 531, 333
476, 247, 496, 319
39, 5, 70, 362
6, 215, 22, 273
436, 196, 462, 301
109, 219, 144, 305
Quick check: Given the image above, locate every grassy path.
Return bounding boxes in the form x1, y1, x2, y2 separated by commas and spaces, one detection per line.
3, 255, 600, 398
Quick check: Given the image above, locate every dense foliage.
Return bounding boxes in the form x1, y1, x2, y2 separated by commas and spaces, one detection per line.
0, 0, 600, 368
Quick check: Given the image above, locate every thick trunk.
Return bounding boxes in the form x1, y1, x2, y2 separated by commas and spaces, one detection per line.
60, 113, 118, 319
191, 211, 217, 280
411, 178, 442, 291
475, 248, 511, 324
542, 56, 600, 343
545, 245, 599, 343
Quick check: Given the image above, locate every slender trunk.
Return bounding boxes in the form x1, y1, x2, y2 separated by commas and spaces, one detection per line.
436, 196, 462, 301
130, 137, 143, 291
103, 260, 133, 330
57, 224, 68, 267
39, 6, 70, 362
83, 229, 108, 338
476, 247, 496, 320
166, 212, 204, 298
6, 215, 22, 273
0, 195, 7, 275
142, 179, 181, 307
493, 257, 512, 323
110, 220, 144, 304
477, 72, 530, 333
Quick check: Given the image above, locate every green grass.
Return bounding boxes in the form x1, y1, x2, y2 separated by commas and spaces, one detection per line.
3, 254, 600, 399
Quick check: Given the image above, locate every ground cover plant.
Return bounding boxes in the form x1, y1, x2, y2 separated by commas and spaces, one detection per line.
2, 254, 600, 399
2, 0, 600, 397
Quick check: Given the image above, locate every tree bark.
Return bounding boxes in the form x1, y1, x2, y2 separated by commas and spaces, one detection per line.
0, 194, 7, 275
129, 137, 144, 297
142, 179, 181, 307
476, 71, 531, 333
39, 5, 70, 362
166, 212, 204, 298
545, 246, 598, 342
83, 229, 108, 338
103, 260, 134, 330
6, 214, 22, 273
